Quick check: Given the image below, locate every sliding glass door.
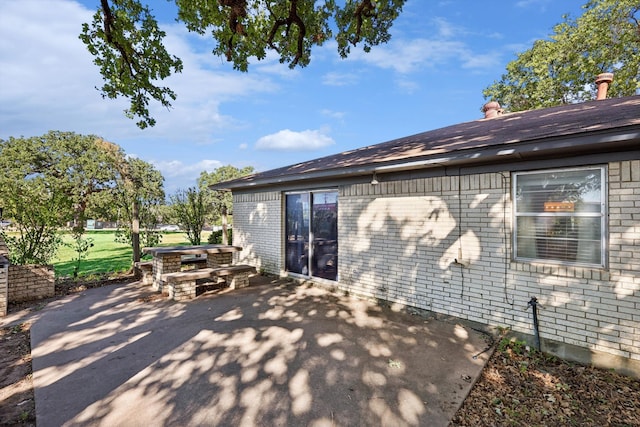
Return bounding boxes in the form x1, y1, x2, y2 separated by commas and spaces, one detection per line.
285, 191, 338, 281
285, 193, 310, 275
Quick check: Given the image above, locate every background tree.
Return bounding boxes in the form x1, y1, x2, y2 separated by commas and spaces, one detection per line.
64, 136, 123, 276
483, 0, 640, 112
0, 179, 66, 264
0, 132, 120, 265
80, 0, 406, 128
170, 188, 207, 245
104, 157, 165, 265
198, 165, 255, 244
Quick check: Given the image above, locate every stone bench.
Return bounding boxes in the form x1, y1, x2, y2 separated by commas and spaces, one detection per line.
135, 257, 207, 287
162, 265, 257, 301
134, 261, 153, 285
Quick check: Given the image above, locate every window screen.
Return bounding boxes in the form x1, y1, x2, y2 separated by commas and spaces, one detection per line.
514, 166, 606, 267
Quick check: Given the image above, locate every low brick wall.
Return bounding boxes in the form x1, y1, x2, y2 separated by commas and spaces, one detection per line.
0, 258, 8, 317
8, 264, 55, 304
0, 238, 8, 258
0, 236, 9, 316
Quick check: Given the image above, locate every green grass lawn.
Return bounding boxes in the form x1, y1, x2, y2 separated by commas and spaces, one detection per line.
51, 231, 211, 278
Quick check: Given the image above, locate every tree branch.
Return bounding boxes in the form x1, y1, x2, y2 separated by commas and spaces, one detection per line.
352, 0, 376, 45
220, 0, 247, 61
289, 0, 306, 66
100, 0, 135, 79
264, 0, 307, 65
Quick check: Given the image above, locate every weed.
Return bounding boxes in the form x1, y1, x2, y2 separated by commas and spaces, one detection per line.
388, 359, 403, 368
497, 337, 510, 353
498, 337, 527, 354
497, 326, 511, 335
33, 302, 48, 311
503, 406, 523, 420
510, 339, 527, 354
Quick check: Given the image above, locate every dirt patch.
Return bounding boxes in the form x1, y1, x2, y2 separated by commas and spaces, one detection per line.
450, 337, 640, 426
0, 322, 35, 426
135, 293, 168, 303
54, 272, 135, 296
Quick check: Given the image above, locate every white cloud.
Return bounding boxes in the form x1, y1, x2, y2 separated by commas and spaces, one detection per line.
0, 0, 277, 146
320, 109, 346, 120
432, 17, 463, 38
395, 78, 420, 93
351, 38, 467, 74
322, 71, 359, 86
154, 159, 223, 178
255, 129, 335, 151
152, 159, 223, 193
0, 0, 117, 136
516, 0, 551, 9
339, 16, 503, 77
461, 52, 502, 70
348, 35, 504, 76
254, 50, 303, 78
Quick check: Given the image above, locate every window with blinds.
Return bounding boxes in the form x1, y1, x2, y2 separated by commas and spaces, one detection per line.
513, 166, 606, 267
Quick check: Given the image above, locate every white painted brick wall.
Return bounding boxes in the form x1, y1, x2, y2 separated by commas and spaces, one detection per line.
233, 191, 282, 275
233, 161, 640, 365
337, 165, 640, 363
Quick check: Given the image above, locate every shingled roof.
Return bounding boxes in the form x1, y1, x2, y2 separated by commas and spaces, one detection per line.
214, 96, 640, 190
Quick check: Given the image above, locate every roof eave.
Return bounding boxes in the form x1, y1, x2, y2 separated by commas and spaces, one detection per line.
212, 125, 640, 191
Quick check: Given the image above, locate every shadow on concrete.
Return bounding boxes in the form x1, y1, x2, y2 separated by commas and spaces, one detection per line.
31, 276, 491, 427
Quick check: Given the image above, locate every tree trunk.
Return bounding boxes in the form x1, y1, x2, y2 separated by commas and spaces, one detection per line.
221, 205, 228, 245
132, 199, 141, 277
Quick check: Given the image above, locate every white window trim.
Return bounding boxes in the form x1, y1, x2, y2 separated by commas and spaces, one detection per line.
512, 166, 607, 268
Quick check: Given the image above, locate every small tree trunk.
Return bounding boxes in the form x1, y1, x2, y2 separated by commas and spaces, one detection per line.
132, 199, 141, 277
221, 205, 229, 245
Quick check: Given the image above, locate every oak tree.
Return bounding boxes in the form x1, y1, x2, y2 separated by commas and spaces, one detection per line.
107, 157, 166, 264
0, 132, 120, 264
483, 0, 640, 112
198, 165, 254, 244
80, 0, 406, 128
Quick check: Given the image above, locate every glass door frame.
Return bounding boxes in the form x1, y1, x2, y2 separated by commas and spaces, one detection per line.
284, 189, 338, 281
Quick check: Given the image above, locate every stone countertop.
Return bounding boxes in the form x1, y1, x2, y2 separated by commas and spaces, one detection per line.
142, 244, 242, 256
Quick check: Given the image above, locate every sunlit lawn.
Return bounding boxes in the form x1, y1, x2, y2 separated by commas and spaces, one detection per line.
51, 230, 211, 278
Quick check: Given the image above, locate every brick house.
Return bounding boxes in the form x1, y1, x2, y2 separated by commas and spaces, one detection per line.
213, 95, 640, 376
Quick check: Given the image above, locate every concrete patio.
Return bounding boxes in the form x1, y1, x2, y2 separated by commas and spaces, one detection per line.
23, 276, 492, 426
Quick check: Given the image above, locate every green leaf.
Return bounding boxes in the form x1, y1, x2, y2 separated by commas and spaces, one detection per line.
81, 0, 406, 128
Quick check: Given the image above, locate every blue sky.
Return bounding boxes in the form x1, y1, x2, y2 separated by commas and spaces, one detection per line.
0, 0, 586, 194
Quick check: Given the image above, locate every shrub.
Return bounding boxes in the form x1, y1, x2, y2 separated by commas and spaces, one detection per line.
208, 229, 232, 244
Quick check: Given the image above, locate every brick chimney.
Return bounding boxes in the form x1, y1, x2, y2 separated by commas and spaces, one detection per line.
482, 101, 502, 119
595, 73, 614, 100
